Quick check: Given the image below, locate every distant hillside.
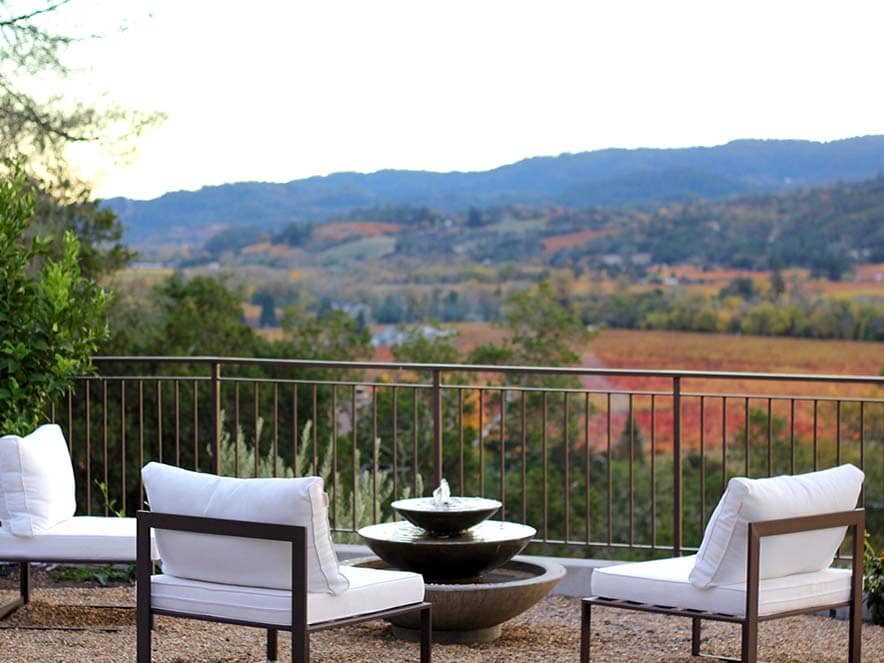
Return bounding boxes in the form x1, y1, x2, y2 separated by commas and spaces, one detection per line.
107, 136, 884, 243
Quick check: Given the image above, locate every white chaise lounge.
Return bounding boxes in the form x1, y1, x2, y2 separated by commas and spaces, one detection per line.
136, 462, 431, 663
0, 424, 158, 618
581, 464, 865, 663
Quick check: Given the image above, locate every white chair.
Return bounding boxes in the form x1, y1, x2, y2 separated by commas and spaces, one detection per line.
580, 464, 865, 662
0, 424, 158, 618
137, 462, 431, 663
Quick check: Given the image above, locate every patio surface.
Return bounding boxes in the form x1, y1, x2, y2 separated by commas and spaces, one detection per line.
0, 581, 882, 662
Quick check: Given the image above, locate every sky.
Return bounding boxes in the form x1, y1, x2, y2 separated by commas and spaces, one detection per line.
54, 0, 884, 201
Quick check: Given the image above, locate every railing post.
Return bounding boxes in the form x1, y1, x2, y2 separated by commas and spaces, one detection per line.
211, 362, 221, 475
432, 369, 443, 488
673, 375, 682, 557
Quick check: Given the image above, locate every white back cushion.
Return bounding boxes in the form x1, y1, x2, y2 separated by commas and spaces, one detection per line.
141, 462, 349, 595
0, 424, 77, 537
689, 464, 864, 588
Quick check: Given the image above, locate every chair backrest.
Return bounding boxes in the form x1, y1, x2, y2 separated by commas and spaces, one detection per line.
0, 424, 76, 537
689, 463, 864, 588
141, 462, 349, 594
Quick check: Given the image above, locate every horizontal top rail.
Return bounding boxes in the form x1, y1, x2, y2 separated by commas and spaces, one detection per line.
93, 356, 884, 385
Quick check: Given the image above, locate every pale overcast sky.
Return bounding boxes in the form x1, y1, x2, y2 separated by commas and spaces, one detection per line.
57, 0, 884, 200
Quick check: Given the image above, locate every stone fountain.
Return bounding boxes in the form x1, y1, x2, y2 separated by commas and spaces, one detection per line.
354, 480, 565, 643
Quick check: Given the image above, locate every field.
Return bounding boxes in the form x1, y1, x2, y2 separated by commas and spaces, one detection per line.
444, 325, 884, 454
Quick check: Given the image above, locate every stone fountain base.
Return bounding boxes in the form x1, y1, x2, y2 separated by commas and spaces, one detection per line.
346, 556, 566, 643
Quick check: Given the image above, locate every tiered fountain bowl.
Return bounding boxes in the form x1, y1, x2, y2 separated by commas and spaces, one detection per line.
354, 490, 565, 643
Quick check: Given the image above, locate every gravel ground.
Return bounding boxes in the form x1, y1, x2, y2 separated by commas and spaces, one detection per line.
0, 575, 882, 662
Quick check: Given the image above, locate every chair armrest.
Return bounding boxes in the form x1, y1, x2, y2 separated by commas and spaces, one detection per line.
744, 508, 864, 620
135, 510, 310, 630
136, 510, 307, 544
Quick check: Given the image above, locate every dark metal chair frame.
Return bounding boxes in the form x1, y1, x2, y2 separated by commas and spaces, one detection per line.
581, 508, 865, 663
136, 510, 432, 663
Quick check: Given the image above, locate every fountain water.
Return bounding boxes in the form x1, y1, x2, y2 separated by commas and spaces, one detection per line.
354, 480, 565, 643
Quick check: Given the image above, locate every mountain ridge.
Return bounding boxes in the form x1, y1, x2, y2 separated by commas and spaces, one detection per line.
106, 136, 884, 242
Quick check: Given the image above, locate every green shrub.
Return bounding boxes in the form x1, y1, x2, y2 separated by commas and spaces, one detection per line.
0, 165, 110, 435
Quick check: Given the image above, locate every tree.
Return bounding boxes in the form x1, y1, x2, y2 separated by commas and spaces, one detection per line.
500, 280, 591, 368
1, 1, 161, 277
0, 166, 110, 434
0, 0, 160, 183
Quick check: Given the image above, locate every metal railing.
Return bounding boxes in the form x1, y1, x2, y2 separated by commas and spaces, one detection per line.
54, 357, 884, 558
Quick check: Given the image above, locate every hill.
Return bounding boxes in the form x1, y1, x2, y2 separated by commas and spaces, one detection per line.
106, 136, 884, 242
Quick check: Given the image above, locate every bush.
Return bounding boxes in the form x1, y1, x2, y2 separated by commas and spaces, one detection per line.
0, 166, 110, 435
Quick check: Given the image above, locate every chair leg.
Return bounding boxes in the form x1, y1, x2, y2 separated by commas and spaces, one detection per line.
420, 604, 432, 663
740, 619, 758, 663
848, 597, 862, 663
19, 562, 30, 604
136, 608, 152, 663
0, 562, 28, 620
580, 600, 591, 663
691, 617, 701, 656
292, 625, 309, 663
266, 628, 278, 661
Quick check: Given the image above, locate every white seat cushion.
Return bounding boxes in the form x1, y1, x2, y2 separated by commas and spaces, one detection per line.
142, 463, 349, 595
0, 424, 76, 537
689, 464, 864, 588
150, 565, 424, 626
592, 555, 851, 618
0, 516, 159, 561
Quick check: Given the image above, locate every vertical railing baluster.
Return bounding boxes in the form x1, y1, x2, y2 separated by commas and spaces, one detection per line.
411, 387, 418, 495
836, 399, 842, 466
564, 391, 570, 544
156, 381, 163, 465
789, 398, 796, 475
478, 389, 485, 497
651, 394, 657, 549
292, 384, 299, 476
743, 397, 750, 477
672, 376, 682, 556
174, 381, 180, 467
606, 392, 612, 547
351, 385, 357, 531
521, 390, 527, 526
312, 384, 318, 476
192, 381, 199, 471
85, 380, 92, 515
584, 392, 591, 545
102, 380, 108, 515
628, 392, 634, 547
721, 397, 727, 492
273, 383, 279, 477
766, 397, 772, 477
332, 385, 338, 528
500, 388, 507, 522
210, 362, 221, 476
699, 395, 705, 533
813, 399, 819, 471
392, 386, 398, 501
254, 382, 260, 478
458, 388, 465, 495
542, 391, 549, 541
121, 380, 127, 515
138, 380, 144, 508
234, 382, 240, 477
858, 401, 865, 506
372, 384, 378, 524
432, 369, 442, 489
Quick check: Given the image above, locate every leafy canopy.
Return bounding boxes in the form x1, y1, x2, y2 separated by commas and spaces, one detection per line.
0, 165, 109, 434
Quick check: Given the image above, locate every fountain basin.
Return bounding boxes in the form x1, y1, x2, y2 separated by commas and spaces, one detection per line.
357, 520, 535, 581
391, 496, 501, 534
346, 556, 566, 643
